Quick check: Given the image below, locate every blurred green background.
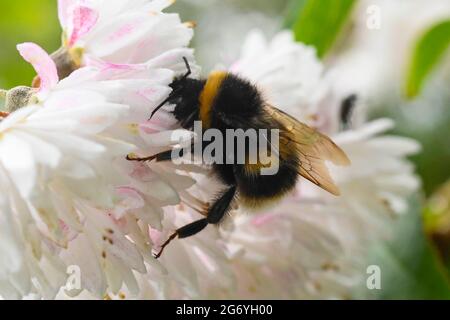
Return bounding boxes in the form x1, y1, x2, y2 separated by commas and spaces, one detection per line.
1, 0, 449, 299
0, 1, 60, 89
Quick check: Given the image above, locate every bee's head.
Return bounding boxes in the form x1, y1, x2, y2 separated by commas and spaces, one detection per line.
149, 57, 204, 128
170, 77, 206, 129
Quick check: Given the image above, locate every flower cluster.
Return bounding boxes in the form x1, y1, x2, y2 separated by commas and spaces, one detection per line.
0, 0, 198, 299
0, 1, 420, 300
142, 31, 421, 299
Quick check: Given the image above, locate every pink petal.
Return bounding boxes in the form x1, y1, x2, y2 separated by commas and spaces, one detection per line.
67, 5, 99, 47
112, 186, 146, 219
148, 226, 163, 246
84, 55, 148, 79
57, 0, 77, 26
86, 14, 150, 58
252, 213, 277, 227
17, 42, 59, 94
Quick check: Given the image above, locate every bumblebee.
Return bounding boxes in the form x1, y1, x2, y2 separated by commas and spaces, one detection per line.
129, 58, 350, 258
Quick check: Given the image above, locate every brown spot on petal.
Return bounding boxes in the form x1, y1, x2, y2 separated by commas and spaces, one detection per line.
380, 198, 397, 219
184, 21, 197, 28
309, 114, 319, 122
102, 251, 107, 259
321, 262, 340, 271
313, 282, 322, 292
32, 76, 41, 89
248, 286, 257, 293
0, 111, 10, 119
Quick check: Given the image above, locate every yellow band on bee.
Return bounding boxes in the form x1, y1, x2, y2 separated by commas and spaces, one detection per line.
199, 71, 227, 128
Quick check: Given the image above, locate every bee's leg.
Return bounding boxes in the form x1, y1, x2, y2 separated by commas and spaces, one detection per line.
205, 186, 237, 224
126, 149, 179, 163
149, 57, 192, 119
181, 56, 192, 80
127, 144, 194, 163
154, 186, 237, 259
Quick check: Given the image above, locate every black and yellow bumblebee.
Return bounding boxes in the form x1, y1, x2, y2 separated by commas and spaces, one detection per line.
128, 58, 350, 258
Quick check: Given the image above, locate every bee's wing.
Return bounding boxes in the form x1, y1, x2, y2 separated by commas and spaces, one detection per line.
264, 105, 350, 196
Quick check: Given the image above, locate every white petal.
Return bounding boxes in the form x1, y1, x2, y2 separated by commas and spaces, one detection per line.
0, 134, 36, 197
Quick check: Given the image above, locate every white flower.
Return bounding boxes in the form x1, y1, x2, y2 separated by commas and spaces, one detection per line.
10, 1, 202, 299
0, 0, 424, 299
55, 0, 196, 76
0, 42, 138, 299
115, 29, 421, 300
230, 30, 324, 120
54, 0, 203, 233
1, 1, 210, 300
210, 30, 420, 299
121, 30, 420, 300
1, 36, 200, 298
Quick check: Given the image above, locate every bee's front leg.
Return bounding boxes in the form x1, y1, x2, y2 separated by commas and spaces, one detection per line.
126, 144, 194, 163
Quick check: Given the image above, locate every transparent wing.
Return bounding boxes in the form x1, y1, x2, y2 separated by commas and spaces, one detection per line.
265, 104, 351, 196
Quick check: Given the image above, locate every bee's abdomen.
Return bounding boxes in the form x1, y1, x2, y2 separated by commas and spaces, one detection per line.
234, 157, 299, 209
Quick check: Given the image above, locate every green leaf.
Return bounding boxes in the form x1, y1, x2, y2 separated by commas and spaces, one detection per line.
405, 20, 450, 99
424, 180, 450, 278
354, 196, 450, 299
0, 0, 60, 89
283, 0, 307, 29
292, 0, 356, 58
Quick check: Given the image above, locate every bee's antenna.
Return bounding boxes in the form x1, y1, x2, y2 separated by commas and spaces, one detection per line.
149, 57, 192, 120
149, 96, 172, 120
182, 57, 192, 80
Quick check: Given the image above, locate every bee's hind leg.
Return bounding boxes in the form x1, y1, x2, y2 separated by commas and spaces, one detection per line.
154, 186, 237, 259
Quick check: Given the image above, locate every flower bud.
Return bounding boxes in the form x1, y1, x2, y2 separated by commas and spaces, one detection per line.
3, 86, 38, 112
50, 46, 84, 80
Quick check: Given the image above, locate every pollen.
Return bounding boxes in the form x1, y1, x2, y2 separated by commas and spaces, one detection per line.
68, 47, 84, 68
126, 123, 140, 135
184, 21, 197, 28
